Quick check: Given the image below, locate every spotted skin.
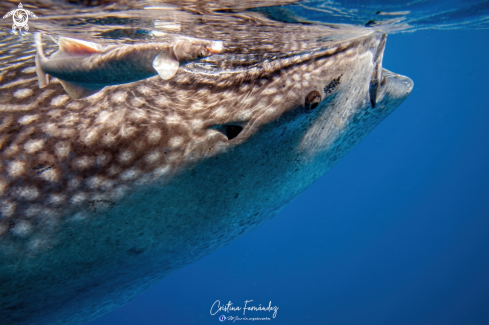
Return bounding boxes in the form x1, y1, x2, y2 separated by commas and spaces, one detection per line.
0, 20, 412, 325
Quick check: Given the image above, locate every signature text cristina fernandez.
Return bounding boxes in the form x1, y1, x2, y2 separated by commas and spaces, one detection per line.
210, 300, 279, 318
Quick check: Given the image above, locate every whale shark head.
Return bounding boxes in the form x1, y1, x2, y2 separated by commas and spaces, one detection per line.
0, 22, 411, 325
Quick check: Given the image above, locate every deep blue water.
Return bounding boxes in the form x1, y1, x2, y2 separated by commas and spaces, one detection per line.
87, 29, 489, 325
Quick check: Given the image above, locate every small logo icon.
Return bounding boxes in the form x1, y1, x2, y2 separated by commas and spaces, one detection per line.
219, 315, 226, 322
3, 3, 38, 32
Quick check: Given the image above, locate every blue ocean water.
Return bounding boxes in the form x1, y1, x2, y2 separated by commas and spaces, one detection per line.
1, 1, 488, 324
87, 29, 489, 325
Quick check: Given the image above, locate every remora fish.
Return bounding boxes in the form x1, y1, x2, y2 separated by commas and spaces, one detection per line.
34, 33, 224, 99
0, 25, 412, 325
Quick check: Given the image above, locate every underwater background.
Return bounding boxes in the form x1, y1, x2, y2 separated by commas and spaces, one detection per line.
87, 8, 489, 325
0, 1, 487, 324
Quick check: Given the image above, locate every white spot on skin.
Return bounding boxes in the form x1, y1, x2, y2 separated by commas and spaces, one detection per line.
105, 111, 125, 128
96, 111, 112, 124
87, 90, 105, 102
212, 106, 227, 118
87, 176, 113, 189
262, 88, 277, 95
166, 115, 182, 124
120, 126, 137, 138
47, 109, 63, 118
8, 161, 25, 177
71, 192, 87, 204
166, 151, 181, 162
118, 151, 133, 163
120, 168, 140, 181
272, 95, 285, 104
68, 178, 81, 190
112, 91, 128, 103
0, 200, 15, 217
128, 110, 147, 122
134, 174, 151, 186
107, 166, 120, 176
147, 129, 161, 144
21, 66, 36, 74
83, 129, 99, 146
61, 113, 79, 126
11, 220, 32, 237
4, 144, 19, 156
43, 123, 60, 137
25, 206, 41, 217
49, 194, 65, 205
16, 186, 39, 200
73, 156, 94, 170
153, 166, 170, 178
241, 96, 254, 106
50, 95, 70, 106
145, 151, 161, 164
155, 96, 170, 107
131, 97, 145, 107
236, 110, 252, 120
96, 154, 111, 166
190, 119, 203, 130
60, 128, 75, 138
191, 101, 203, 110
13, 88, 33, 99
55, 142, 71, 159
66, 102, 82, 110
168, 136, 184, 148
137, 85, 154, 95
24, 139, 44, 153
85, 104, 102, 116
40, 168, 59, 182
103, 133, 116, 145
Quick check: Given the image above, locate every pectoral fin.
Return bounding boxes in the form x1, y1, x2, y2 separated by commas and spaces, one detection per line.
35, 54, 49, 88
58, 37, 102, 56
59, 80, 103, 99
152, 51, 179, 80
34, 33, 49, 88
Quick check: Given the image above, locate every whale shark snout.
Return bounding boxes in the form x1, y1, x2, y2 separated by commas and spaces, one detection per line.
377, 69, 414, 108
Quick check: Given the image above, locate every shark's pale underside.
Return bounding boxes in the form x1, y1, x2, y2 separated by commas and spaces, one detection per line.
0, 10, 412, 325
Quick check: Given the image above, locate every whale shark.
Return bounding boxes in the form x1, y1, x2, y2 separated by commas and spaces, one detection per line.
0, 16, 412, 325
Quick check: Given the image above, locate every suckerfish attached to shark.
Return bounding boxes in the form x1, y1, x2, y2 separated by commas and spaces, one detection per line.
34, 33, 224, 99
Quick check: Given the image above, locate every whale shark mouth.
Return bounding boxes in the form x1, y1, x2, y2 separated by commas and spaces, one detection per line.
369, 33, 386, 108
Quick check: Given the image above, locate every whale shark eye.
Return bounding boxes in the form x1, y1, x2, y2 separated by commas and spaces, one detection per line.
304, 90, 321, 113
